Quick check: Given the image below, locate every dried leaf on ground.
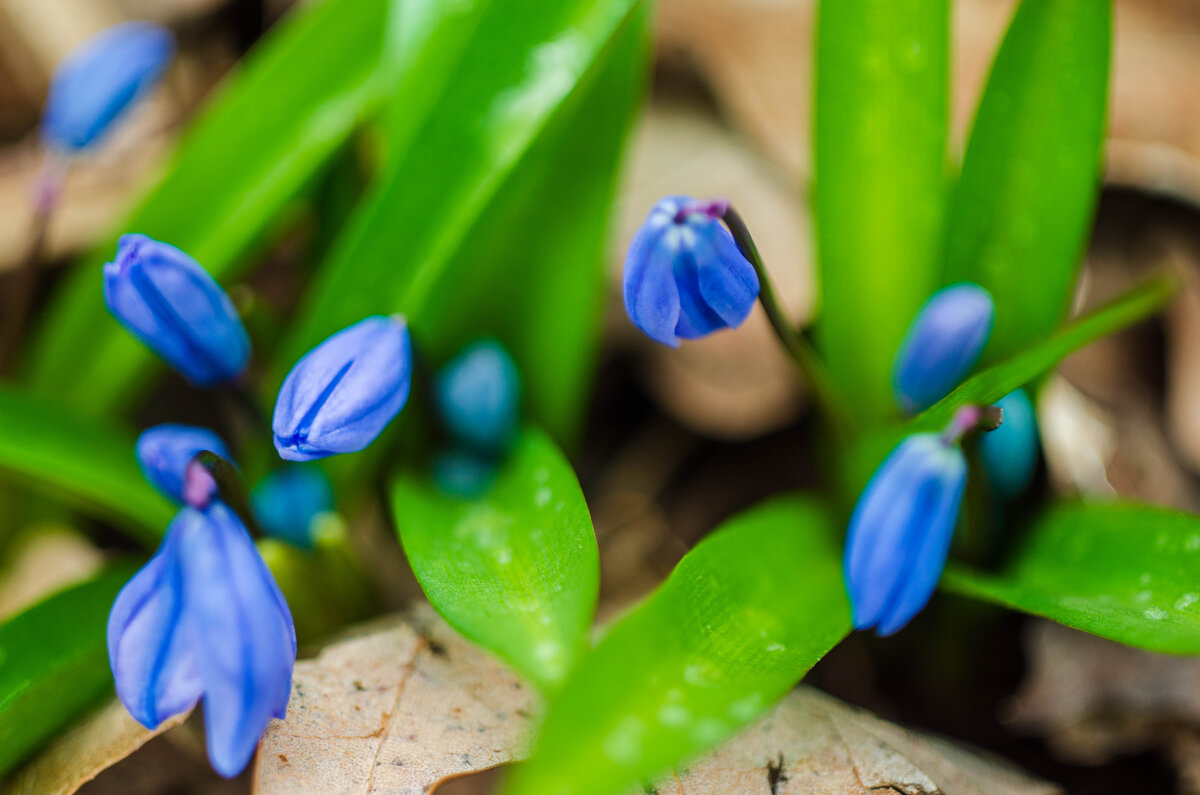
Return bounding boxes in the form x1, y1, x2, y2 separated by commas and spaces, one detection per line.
255, 606, 537, 794
5, 698, 188, 795
257, 609, 1051, 794
1009, 620, 1200, 768
0, 526, 103, 619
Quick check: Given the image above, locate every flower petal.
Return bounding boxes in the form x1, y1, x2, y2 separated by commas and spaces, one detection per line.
178, 503, 295, 777
694, 224, 759, 328
623, 222, 682, 347
108, 519, 202, 729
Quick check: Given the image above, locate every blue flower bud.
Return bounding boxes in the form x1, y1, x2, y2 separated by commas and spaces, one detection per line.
844, 433, 967, 636
981, 389, 1039, 499
43, 22, 174, 151
108, 502, 295, 778
251, 466, 334, 548
623, 196, 760, 347
103, 234, 250, 386
893, 283, 994, 414
136, 424, 232, 503
435, 339, 521, 454
273, 315, 412, 462
431, 447, 498, 498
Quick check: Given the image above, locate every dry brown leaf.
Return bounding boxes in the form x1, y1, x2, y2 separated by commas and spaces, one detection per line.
254, 606, 537, 794
0, 526, 103, 620
257, 609, 1051, 795
1008, 620, 1200, 769
5, 698, 189, 795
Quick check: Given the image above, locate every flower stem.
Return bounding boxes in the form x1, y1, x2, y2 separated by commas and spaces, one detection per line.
720, 203, 852, 435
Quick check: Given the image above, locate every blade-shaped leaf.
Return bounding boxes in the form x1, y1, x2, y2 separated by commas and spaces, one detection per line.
505, 497, 850, 795
0, 565, 139, 777
814, 0, 950, 423
0, 387, 174, 543
841, 275, 1175, 495
945, 503, 1200, 655
26, 0, 391, 416
944, 0, 1112, 361
271, 0, 645, 437
391, 429, 598, 692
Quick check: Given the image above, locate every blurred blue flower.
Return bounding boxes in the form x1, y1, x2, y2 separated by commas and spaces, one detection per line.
252, 466, 334, 548
43, 22, 174, 151
273, 315, 412, 462
136, 424, 231, 503
893, 283, 994, 414
623, 196, 759, 347
103, 234, 250, 386
436, 339, 521, 454
431, 447, 498, 498
981, 388, 1039, 499
844, 433, 967, 636
108, 502, 295, 778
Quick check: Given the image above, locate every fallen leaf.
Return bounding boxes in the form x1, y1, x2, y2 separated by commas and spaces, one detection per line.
0, 526, 103, 620
5, 698, 188, 795
257, 609, 1052, 794
254, 606, 537, 794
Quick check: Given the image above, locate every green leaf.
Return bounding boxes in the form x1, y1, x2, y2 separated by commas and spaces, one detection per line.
0, 564, 139, 777
841, 275, 1175, 496
272, 0, 646, 443
506, 497, 850, 795
0, 387, 174, 544
814, 0, 950, 423
391, 429, 598, 692
945, 503, 1200, 655
944, 0, 1112, 362
26, 0, 391, 416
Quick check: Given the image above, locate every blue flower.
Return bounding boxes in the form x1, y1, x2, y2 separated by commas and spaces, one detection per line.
273, 315, 412, 462
136, 424, 232, 503
436, 339, 521, 454
981, 389, 1039, 499
252, 466, 334, 548
844, 433, 967, 636
893, 283, 994, 414
108, 502, 295, 778
43, 22, 174, 151
103, 234, 250, 386
623, 196, 760, 347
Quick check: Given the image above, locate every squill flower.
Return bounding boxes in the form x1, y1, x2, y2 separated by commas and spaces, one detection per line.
435, 339, 521, 454
136, 424, 232, 503
251, 465, 334, 548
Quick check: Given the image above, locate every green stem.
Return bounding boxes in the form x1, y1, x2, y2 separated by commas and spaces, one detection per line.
721, 204, 852, 436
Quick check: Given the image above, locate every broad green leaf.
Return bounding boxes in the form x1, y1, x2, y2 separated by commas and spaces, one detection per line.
391, 429, 598, 692
27, 0, 390, 416
945, 503, 1200, 655
272, 0, 646, 443
814, 0, 950, 423
0, 387, 174, 544
944, 0, 1112, 361
506, 497, 850, 795
0, 565, 138, 777
841, 275, 1175, 496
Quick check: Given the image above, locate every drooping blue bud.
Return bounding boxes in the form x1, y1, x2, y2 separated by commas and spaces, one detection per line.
623, 196, 760, 347
103, 234, 250, 386
136, 424, 232, 503
43, 22, 174, 151
251, 466, 334, 548
436, 339, 521, 454
431, 447, 498, 498
273, 315, 412, 462
108, 502, 295, 778
981, 389, 1039, 499
893, 283, 994, 414
844, 433, 967, 636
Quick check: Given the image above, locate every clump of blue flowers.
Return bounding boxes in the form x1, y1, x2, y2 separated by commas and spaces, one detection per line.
103, 222, 415, 773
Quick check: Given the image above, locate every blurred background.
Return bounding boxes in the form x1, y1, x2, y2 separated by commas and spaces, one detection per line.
4, 0, 1200, 791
